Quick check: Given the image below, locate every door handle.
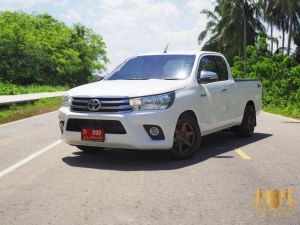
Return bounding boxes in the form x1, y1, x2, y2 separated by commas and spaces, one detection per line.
221, 88, 227, 92
200, 93, 207, 97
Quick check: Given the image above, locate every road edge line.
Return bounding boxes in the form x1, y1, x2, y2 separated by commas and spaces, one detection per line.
0, 140, 62, 178
262, 111, 300, 122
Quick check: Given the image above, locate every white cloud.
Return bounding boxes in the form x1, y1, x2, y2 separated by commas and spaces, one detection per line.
185, 0, 214, 14
1, 0, 295, 72
86, 0, 214, 71
0, 0, 68, 10
0, 0, 214, 71
63, 9, 81, 23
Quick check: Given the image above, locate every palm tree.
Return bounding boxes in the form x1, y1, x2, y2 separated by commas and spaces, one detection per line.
269, 0, 289, 53
264, 0, 300, 55
198, 0, 265, 62
275, 0, 288, 52
198, 2, 223, 53
293, 29, 300, 63
286, 0, 300, 55
260, 0, 278, 53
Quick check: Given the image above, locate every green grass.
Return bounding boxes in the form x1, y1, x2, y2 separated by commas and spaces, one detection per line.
0, 97, 62, 124
263, 105, 300, 119
0, 82, 69, 95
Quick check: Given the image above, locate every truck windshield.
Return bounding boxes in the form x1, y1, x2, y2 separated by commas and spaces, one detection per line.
107, 55, 196, 80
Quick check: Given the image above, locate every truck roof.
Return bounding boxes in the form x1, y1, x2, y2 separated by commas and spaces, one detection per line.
136, 51, 223, 57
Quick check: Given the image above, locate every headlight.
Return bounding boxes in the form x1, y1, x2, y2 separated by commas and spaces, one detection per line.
129, 92, 175, 111
61, 95, 72, 107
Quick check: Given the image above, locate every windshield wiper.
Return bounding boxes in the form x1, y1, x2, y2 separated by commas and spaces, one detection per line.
126, 78, 149, 80
164, 78, 183, 80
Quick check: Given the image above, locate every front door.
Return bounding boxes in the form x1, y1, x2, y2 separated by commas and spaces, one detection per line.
196, 55, 227, 133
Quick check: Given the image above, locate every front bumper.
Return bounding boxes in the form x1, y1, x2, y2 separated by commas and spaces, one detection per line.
58, 107, 178, 150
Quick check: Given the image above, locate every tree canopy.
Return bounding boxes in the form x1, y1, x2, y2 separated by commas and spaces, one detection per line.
198, 0, 300, 63
0, 11, 109, 87
198, 0, 265, 63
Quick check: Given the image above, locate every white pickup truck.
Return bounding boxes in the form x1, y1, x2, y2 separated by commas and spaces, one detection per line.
58, 51, 262, 159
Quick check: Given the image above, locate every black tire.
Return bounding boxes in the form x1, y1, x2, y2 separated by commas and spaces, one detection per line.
75, 146, 104, 152
235, 104, 256, 137
171, 114, 201, 159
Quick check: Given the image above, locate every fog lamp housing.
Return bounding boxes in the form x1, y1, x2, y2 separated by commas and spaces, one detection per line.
149, 127, 160, 136
143, 125, 165, 140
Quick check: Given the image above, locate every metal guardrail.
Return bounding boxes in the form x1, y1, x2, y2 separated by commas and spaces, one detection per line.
0, 91, 66, 106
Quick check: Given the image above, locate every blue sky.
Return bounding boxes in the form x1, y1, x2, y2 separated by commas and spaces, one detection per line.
0, 0, 292, 72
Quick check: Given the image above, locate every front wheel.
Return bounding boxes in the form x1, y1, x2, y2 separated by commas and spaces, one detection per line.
171, 114, 201, 159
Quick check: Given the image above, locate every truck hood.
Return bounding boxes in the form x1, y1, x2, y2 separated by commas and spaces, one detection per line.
68, 79, 187, 98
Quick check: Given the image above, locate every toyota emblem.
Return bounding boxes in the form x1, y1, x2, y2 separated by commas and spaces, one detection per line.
87, 99, 102, 111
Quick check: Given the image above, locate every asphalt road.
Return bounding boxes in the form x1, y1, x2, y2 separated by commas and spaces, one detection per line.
0, 111, 299, 225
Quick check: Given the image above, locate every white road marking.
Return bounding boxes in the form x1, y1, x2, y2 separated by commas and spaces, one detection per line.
0, 140, 62, 178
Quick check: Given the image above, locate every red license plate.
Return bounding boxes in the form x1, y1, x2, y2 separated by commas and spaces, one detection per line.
81, 128, 105, 142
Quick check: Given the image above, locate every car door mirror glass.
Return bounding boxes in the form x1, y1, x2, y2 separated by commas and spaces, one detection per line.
198, 71, 218, 83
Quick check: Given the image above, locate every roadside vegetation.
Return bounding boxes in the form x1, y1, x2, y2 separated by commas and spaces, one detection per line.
199, 0, 300, 118
0, 82, 68, 95
0, 97, 62, 124
0, 11, 108, 87
0, 11, 108, 122
232, 36, 300, 119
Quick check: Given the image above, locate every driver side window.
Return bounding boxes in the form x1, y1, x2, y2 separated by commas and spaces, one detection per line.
198, 56, 218, 76
197, 55, 219, 84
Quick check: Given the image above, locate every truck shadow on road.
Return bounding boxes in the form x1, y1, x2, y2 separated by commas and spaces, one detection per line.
62, 132, 272, 171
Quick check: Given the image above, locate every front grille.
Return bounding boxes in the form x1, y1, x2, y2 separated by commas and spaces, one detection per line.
66, 119, 126, 134
71, 97, 132, 113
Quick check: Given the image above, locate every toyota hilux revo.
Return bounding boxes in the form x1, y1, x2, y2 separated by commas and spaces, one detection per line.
58, 51, 262, 159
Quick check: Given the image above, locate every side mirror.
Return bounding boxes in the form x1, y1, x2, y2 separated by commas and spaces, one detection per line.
198, 71, 218, 83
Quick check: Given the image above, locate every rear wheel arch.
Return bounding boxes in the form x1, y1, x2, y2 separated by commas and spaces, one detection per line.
246, 100, 255, 111
245, 100, 256, 125
235, 102, 257, 137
